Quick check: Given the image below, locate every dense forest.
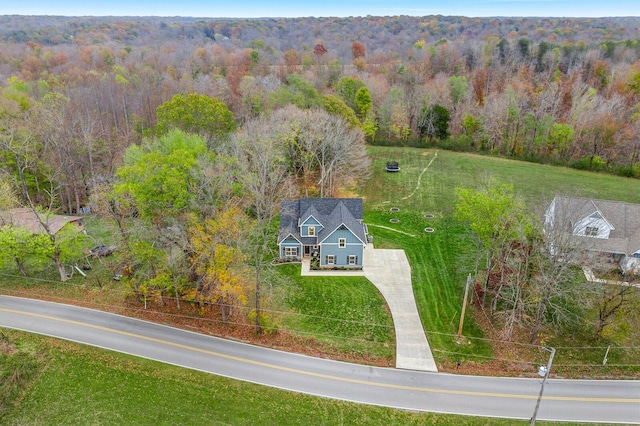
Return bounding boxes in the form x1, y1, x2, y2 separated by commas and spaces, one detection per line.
3, 16, 640, 205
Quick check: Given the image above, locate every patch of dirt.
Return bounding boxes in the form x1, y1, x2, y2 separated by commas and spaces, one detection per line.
0, 336, 18, 356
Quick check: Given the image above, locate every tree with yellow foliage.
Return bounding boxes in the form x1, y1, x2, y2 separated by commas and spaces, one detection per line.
188, 207, 249, 323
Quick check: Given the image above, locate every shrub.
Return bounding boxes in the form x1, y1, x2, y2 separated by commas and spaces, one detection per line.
572, 155, 607, 172
248, 310, 279, 334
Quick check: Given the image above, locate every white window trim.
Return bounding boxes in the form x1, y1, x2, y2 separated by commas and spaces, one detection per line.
585, 226, 598, 237
308, 226, 315, 237
284, 247, 298, 257
348, 255, 357, 265
338, 238, 346, 248
326, 255, 335, 265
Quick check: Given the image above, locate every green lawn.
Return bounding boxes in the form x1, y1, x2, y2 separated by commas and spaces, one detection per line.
275, 264, 395, 360
363, 147, 640, 212
357, 147, 640, 366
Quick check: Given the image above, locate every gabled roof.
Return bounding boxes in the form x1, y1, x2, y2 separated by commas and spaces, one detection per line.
278, 221, 301, 245
549, 196, 640, 255
299, 203, 322, 226
0, 208, 83, 235
278, 198, 365, 246
279, 201, 301, 244
318, 200, 366, 244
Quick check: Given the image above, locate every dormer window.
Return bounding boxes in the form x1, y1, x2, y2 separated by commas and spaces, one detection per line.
585, 226, 598, 236
308, 226, 315, 236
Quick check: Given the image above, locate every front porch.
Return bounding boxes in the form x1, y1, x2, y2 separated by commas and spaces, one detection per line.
301, 255, 366, 276
300, 243, 372, 276
302, 245, 319, 257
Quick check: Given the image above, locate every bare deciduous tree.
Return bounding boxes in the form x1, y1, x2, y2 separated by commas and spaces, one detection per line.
270, 105, 370, 198
233, 113, 295, 334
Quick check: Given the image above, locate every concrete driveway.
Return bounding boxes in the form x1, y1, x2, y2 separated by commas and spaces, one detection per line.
302, 245, 437, 372
363, 245, 437, 372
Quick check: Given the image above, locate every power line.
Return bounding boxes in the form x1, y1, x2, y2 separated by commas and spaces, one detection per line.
1, 273, 640, 367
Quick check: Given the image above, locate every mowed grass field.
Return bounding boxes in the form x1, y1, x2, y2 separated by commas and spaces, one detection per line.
357, 147, 640, 364
276, 264, 395, 360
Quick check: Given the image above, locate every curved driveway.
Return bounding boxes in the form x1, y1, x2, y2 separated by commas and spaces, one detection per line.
302, 245, 437, 372
0, 296, 639, 424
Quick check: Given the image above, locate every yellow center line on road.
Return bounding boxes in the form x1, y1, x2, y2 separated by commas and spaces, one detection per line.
2, 308, 639, 404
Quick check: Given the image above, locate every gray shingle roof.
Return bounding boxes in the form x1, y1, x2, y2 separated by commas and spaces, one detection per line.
278, 198, 365, 245
0, 208, 83, 235
550, 196, 640, 255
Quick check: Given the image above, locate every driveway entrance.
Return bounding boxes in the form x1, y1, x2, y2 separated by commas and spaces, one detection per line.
363, 245, 437, 372
301, 244, 437, 371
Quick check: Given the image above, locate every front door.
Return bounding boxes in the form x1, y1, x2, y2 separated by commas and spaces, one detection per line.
304, 246, 311, 256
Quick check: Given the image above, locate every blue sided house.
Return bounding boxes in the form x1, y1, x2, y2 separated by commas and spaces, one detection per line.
278, 198, 367, 268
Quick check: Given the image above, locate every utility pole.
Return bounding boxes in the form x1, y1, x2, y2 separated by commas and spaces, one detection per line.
530, 346, 556, 426
457, 273, 471, 338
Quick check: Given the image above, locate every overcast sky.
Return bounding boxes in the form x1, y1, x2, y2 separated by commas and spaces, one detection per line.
4, 0, 640, 18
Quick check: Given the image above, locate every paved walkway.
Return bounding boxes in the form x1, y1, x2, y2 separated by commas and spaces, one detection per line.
583, 267, 640, 288
301, 245, 438, 372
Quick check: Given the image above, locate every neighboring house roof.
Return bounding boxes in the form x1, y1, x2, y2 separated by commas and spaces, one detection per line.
548, 196, 640, 256
279, 198, 366, 245
0, 208, 83, 235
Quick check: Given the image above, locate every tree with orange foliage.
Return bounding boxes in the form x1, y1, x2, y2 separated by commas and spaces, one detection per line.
351, 41, 366, 60
313, 43, 327, 66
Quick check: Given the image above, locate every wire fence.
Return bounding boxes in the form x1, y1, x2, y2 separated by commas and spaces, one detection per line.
1, 270, 639, 376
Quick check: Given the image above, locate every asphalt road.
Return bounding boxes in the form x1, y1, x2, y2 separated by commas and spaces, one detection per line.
1, 295, 638, 424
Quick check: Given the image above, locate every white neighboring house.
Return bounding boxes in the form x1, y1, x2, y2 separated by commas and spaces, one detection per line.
544, 196, 640, 274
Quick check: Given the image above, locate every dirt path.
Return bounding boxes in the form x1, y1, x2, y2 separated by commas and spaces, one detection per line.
400, 151, 438, 200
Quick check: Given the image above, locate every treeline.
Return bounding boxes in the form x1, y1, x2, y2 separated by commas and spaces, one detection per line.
1, 14, 640, 216
1, 15, 639, 51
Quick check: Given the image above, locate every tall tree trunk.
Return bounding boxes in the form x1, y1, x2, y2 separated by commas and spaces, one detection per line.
54, 253, 68, 282
530, 283, 553, 344
254, 264, 262, 334
15, 154, 29, 205
15, 258, 26, 276
219, 296, 228, 323
173, 278, 181, 311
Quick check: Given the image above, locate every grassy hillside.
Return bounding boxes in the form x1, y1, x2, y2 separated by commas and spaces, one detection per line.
357, 147, 640, 366
0, 331, 525, 426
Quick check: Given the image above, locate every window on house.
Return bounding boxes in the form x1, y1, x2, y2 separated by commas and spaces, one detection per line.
348, 255, 358, 265
585, 226, 598, 236
326, 255, 335, 265
338, 238, 346, 248
284, 247, 298, 257
308, 226, 315, 236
